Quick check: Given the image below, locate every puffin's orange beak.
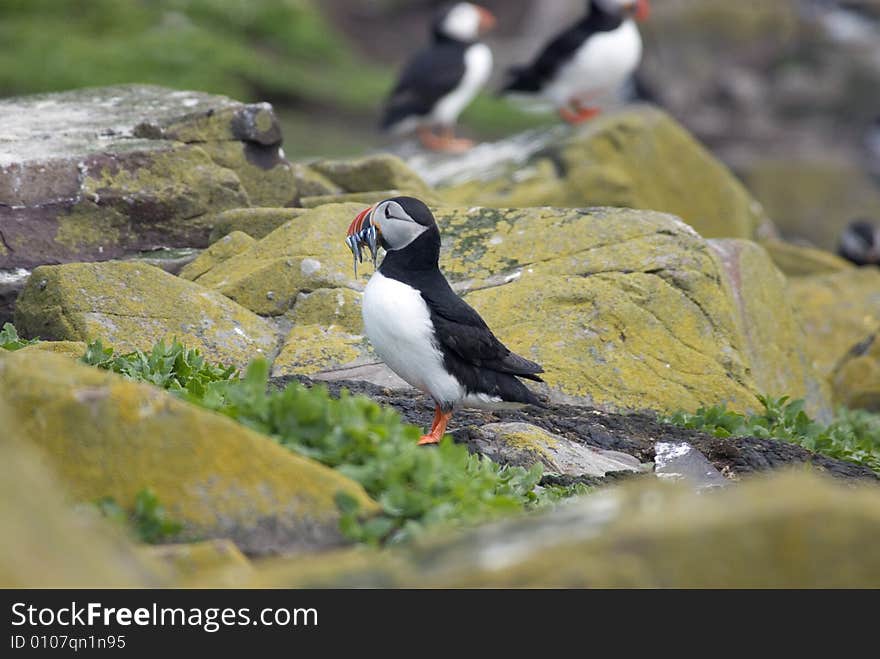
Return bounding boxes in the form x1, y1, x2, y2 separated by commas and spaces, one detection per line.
476, 6, 496, 34
634, 0, 650, 21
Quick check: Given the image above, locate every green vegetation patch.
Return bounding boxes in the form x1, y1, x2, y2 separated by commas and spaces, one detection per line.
0, 323, 39, 350
95, 489, 184, 544
667, 395, 880, 473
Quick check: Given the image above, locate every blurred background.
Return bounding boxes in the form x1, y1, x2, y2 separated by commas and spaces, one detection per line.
2, 0, 879, 248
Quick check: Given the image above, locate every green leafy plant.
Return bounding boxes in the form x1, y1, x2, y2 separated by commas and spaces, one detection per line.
80, 341, 579, 545
81, 339, 238, 397
0, 323, 39, 350
95, 489, 183, 544
667, 395, 880, 473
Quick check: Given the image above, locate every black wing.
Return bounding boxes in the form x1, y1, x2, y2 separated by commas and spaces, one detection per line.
503, 23, 588, 93
381, 43, 467, 130
421, 277, 544, 381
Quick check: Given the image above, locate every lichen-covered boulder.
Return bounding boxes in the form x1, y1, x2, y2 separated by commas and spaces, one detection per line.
310, 154, 436, 200
179, 231, 256, 281
759, 239, 853, 278
14, 340, 87, 360
14, 261, 278, 367
0, 435, 165, 587
207, 207, 310, 242
832, 333, 880, 411
744, 158, 880, 251
409, 107, 772, 241
0, 350, 377, 556
190, 203, 365, 316
252, 472, 880, 588
141, 540, 253, 587
789, 268, 880, 378
0, 85, 298, 269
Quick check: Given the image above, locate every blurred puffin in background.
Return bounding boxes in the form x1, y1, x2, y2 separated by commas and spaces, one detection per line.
502, 0, 650, 124
380, 3, 496, 153
839, 219, 880, 267
346, 197, 545, 445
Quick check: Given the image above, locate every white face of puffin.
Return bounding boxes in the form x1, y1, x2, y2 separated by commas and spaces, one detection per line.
440, 3, 496, 42
594, 0, 651, 21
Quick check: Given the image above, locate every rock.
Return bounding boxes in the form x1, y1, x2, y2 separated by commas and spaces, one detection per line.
0, 435, 165, 587
452, 208, 824, 415
0, 267, 30, 325
789, 268, 880, 378
301, 190, 427, 209
759, 239, 853, 277
15, 340, 87, 360
0, 350, 377, 556
13, 261, 278, 368
190, 203, 364, 316
744, 158, 880, 251
709, 239, 832, 420
310, 154, 435, 199
290, 163, 342, 199
470, 422, 646, 479
0, 85, 298, 269
207, 207, 310, 243
179, 231, 256, 281
654, 442, 729, 491
832, 333, 880, 411
410, 107, 773, 241
252, 472, 880, 587
141, 540, 253, 587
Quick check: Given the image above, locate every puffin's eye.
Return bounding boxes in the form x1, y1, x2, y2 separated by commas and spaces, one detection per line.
384, 205, 392, 219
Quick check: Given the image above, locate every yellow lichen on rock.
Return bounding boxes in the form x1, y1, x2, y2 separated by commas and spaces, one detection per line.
15, 340, 87, 360
0, 350, 377, 555
141, 540, 253, 587
13, 261, 278, 368
759, 239, 853, 278
179, 231, 256, 281
251, 471, 880, 588
0, 433, 166, 587
832, 333, 880, 411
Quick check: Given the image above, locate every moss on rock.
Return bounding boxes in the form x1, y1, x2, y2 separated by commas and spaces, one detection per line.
199, 141, 298, 208
0, 350, 377, 555
251, 471, 880, 588
310, 154, 435, 198
179, 231, 256, 281
789, 268, 880, 378
14, 261, 278, 367
832, 333, 880, 411
15, 340, 87, 360
436, 107, 771, 240
760, 239, 853, 278
141, 540, 253, 587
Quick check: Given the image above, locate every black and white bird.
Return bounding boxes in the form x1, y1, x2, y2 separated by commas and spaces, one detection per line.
380, 3, 496, 153
346, 197, 544, 445
502, 0, 650, 124
839, 219, 880, 266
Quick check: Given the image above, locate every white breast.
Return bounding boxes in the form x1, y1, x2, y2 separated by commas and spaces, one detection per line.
543, 20, 642, 108
431, 43, 493, 125
362, 272, 464, 405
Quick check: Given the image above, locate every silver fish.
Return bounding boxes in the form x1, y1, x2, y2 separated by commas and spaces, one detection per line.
346, 221, 380, 278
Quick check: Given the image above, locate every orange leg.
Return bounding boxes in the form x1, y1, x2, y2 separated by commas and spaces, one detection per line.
559, 104, 601, 125
418, 405, 453, 445
417, 125, 474, 153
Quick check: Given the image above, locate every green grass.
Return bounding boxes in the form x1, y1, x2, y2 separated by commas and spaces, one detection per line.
81, 339, 584, 544
95, 489, 184, 544
0, 0, 551, 154
667, 395, 880, 473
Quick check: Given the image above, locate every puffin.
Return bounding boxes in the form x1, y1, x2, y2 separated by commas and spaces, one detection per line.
346, 197, 545, 445
839, 219, 880, 266
502, 0, 650, 124
380, 3, 496, 153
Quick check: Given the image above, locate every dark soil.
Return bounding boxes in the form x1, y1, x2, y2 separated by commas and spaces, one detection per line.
274, 375, 880, 483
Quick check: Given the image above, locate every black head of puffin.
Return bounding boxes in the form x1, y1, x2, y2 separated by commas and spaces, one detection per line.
594, 0, 651, 21
346, 197, 437, 272
434, 3, 496, 42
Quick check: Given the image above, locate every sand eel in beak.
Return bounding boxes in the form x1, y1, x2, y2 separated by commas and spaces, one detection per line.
380, 3, 496, 153
502, 0, 649, 124
346, 197, 545, 445
839, 219, 880, 267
